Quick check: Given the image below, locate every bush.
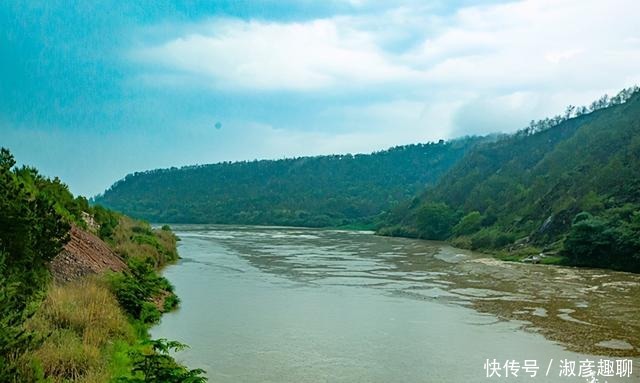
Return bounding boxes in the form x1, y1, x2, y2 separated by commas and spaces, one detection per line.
494, 232, 516, 247
114, 339, 207, 383
470, 229, 515, 250
450, 236, 472, 249
415, 202, 458, 240
109, 258, 177, 323
470, 229, 495, 249
93, 205, 120, 241
376, 225, 419, 238
163, 294, 180, 312
563, 211, 640, 272
139, 303, 161, 325
452, 211, 483, 236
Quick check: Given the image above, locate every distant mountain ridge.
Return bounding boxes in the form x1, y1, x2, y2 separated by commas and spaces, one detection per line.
94, 137, 485, 227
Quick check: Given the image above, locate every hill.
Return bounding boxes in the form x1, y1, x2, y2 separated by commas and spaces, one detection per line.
379, 86, 640, 272
0, 148, 204, 382
94, 137, 485, 227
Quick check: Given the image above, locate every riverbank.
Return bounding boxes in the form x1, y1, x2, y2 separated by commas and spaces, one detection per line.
9, 214, 205, 382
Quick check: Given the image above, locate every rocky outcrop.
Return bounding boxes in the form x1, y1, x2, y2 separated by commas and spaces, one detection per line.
49, 225, 127, 282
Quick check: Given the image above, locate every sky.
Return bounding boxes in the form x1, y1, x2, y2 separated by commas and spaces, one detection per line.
1, 0, 639, 197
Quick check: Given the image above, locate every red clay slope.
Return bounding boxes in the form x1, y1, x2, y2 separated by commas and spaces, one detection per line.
49, 225, 127, 282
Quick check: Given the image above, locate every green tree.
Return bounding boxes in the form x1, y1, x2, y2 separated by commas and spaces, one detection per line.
0, 148, 70, 380
415, 203, 458, 240
563, 213, 616, 268
452, 211, 483, 236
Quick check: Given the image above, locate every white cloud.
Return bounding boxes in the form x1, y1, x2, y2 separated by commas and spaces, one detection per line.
137, 18, 421, 91
408, 0, 640, 92
138, 0, 640, 95
135, 0, 640, 141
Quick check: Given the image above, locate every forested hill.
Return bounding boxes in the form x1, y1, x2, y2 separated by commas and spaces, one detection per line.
380, 86, 640, 272
94, 137, 484, 227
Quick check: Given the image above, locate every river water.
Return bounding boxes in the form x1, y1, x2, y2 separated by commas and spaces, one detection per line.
152, 225, 640, 382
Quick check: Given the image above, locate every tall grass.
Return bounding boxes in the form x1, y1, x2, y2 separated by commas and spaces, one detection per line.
112, 216, 178, 267
17, 219, 182, 382
19, 278, 134, 382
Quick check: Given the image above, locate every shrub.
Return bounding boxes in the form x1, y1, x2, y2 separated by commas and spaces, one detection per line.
563, 211, 640, 271
452, 211, 483, 236
415, 202, 458, 240
494, 232, 516, 247
470, 229, 495, 250
114, 339, 207, 383
163, 294, 180, 312
376, 225, 419, 238
450, 236, 472, 249
108, 258, 177, 323
139, 303, 161, 325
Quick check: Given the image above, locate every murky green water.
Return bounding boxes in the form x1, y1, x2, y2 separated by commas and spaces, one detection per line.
152, 225, 639, 382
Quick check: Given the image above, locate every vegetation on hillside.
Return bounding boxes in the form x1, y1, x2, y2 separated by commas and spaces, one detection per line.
0, 148, 205, 382
379, 86, 640, 273
0, 148, 70, 381
95, 138, 486, 227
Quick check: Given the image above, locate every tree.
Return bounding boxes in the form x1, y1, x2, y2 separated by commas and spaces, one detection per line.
452, 211, 483, 236
0, 148, 70, 380
415, 203, 458, 240
563, 213, 615, 268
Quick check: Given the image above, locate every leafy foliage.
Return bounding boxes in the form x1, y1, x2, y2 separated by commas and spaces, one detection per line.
452, 211, 483, 236
563, 209, 640, 272
95, 138, 485, 227
109, 258, 176, 324
114, 339, 206, 383
415, 203, 459, 240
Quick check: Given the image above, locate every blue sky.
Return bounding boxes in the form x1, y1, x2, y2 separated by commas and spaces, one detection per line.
2, 0, 639, 196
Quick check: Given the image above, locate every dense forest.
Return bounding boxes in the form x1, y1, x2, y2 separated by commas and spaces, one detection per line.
380, 86, 640, 273
95, 138, 485, 227
0, 148, 205, 382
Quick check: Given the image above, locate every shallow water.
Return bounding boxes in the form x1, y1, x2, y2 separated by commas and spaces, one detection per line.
152, 225, 640, 382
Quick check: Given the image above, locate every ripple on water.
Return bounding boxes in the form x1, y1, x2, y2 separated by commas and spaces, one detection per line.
172, 225, 640, 360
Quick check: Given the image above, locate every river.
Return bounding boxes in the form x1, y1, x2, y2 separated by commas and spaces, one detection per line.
152, 225, 639, 382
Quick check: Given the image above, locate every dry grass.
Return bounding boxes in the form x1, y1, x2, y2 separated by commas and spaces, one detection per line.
21, 278, 134, 382
154, 228, 179, 264
112, 216, 178, 266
